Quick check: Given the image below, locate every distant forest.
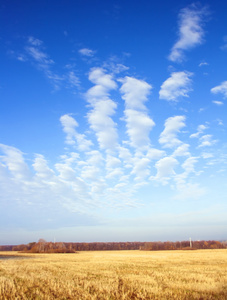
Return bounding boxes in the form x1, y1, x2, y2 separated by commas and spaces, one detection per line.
1, 239, 226, 253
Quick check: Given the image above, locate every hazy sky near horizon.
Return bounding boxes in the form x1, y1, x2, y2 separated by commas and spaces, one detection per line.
0, 0, 227, 245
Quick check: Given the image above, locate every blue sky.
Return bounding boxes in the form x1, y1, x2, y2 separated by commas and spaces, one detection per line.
0, 0, 227, 244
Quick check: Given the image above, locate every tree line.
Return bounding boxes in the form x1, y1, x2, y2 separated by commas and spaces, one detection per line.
0, 239, 226, 253
141, 240, 226, 251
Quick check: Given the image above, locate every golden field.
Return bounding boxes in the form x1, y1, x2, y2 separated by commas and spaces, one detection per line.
0, 249, 227, 299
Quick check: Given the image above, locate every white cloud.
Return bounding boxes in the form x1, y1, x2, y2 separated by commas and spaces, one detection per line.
169, 5, 207, 62
118, 146, 133, 168
173, 156, 198, 188
104, 62, 129, 74
182, 156, 198, 174
199, 62, 208, 67
151, 156, 179, 185
25, 37, 55, 76
33, 154, 55, 179
0, 139, 163, 215
146, 148, 165, 160
190, 124, 208, 138
79, 48, 95, 57
86, 151, 104, 168
59, 152, 80, 167
216, 119, 224, 126
85, 68, 119, 151
212, 100, 224, 106
0, 144, 30, 180
172, 156, 205, 200
17, 55, 27, 62
106, 168, 123, 179
198, 134, 217, 148
26, 45, 54, 65
60, 114, 93, 151
17, 37, 81, 91
87, 99, 118, 150
120, 76, 152, 110
172, 143, 190, 157
120, 76, 155, 149
60, 114, 78, 145
86, 85, 110, 100
105, 154, 124, 180
201, 152, 213, 159
67, 71, 80, 88
159, 71, 193, 101
211, 81, 227, 98
0, 145, 95, 213
88, 68, 117, 89
81, 165, 101, 181
159, 116, 186, 148
28, 36, 43, 46
131, 157, 151, 181
106, 155, 121, 169
124, 109, 155, 149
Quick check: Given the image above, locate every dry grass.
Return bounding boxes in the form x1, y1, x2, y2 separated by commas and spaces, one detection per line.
0, 249, 227, 299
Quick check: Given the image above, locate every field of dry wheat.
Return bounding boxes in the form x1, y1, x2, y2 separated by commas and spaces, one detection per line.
0, 249, 227, 299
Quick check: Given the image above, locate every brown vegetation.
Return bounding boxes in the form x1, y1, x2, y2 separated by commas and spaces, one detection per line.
1, 239, 226, 253
0, 249, 227, 299
141, 240, 226, 251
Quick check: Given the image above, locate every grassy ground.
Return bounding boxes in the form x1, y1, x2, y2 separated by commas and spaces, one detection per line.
0, 249, 227, 299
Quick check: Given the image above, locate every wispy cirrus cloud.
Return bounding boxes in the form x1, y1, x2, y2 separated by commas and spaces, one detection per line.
212, 100, 224, 106
159, 71, 193, 101
17, 36, 80, 91
199, 61, 209, 67
220, 36, 227, 51
79, 48, 96, 57
190, 124, 208, 138
26, 37, 54, 64
24, 37, 63, 88
169, 4, 208, 62
198, 134, 217, 148
66, 71, 80, 89
211, 81, 227, 98
190, 125, 217, 148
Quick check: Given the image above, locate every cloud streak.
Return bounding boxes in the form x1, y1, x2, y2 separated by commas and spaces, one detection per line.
169, 4, 208, 62
211, 81, 227, 99
17, 37, 80, 91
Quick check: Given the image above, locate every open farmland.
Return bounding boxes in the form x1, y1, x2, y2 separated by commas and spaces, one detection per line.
0, 249, 227, 299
